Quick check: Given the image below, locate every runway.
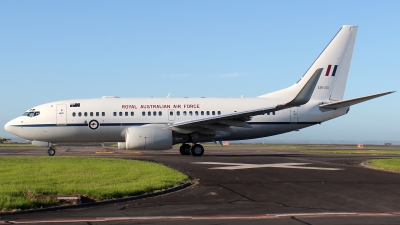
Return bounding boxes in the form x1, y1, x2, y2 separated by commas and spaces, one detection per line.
1, 145, 400, 224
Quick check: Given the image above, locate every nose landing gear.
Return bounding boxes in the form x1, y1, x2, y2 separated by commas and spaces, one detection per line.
47, 147, 56, 156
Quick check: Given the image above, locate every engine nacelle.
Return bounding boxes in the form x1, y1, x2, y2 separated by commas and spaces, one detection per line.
117, 142, 127, 149
125, 126, 173, 150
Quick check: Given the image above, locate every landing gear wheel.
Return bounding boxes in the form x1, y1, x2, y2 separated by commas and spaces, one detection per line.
179, 144, 191, 155
190, 144, 204, 157
47, 147, 56, 156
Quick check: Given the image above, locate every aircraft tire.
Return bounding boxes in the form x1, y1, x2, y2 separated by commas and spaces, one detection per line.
47, 147, 56, 156
190, 144, 204, 157
179, 144, 191, 155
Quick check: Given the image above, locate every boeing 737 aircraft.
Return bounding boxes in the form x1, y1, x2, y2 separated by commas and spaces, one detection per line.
4, 25, 394, 156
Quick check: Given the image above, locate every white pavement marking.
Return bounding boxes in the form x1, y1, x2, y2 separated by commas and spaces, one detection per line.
192, 162, 344, 170
3, 212, 399, 223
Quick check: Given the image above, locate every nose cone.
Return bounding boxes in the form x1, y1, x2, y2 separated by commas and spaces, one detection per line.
4, 121, 11, 133
4, 119, 17, 136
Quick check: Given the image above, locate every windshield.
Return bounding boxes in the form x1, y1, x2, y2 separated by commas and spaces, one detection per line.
22, 111, 40, 117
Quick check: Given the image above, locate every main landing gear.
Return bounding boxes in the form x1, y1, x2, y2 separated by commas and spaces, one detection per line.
47, 146, 56, 156
179, 143, 204, 157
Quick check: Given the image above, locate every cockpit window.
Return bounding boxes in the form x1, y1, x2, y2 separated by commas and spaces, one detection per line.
23, 111, 40, 117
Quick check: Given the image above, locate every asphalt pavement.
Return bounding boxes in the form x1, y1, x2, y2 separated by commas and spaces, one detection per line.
1, 144, 400, 224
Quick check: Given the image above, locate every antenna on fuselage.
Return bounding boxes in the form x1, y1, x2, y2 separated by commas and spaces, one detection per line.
167, 93, 171, 98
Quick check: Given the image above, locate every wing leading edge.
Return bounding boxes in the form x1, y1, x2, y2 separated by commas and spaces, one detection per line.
169, 68, 323, 133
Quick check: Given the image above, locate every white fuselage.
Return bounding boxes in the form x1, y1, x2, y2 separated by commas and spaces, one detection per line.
4, 25, 393, 156
4, 97, 348, 143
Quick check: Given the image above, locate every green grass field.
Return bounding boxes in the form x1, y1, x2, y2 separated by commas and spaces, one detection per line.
0, 157, 188, 212
0, 143, 33, 147
369, 159, 400, 171
199, 143, 315, 148
301, 150, 400, 155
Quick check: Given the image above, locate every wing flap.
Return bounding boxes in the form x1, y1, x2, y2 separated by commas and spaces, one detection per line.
319, 91, 395, 109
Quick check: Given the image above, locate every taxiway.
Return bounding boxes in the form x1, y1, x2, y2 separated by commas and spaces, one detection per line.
1, 144, 400, 224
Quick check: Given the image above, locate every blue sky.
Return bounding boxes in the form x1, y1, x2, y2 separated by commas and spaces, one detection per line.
1, 0, 399, 143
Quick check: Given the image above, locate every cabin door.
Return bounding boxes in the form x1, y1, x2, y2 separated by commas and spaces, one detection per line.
290, 107, 298, 123
56, 104, 67, 125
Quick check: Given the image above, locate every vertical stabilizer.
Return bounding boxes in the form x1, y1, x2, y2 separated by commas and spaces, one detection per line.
312, 25, 358, 101
327, 26, 358, 101
259, 25, 358, 101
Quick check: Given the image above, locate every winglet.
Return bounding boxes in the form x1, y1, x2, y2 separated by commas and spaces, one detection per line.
278, 68, 323, 108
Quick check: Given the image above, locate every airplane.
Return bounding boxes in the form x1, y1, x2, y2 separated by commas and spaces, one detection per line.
4, 25, 394, 157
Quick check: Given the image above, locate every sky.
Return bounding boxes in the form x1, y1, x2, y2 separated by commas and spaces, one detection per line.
0, 0, 399, 143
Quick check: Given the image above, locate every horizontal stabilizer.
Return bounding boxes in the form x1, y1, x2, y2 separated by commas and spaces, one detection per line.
319, 91, 395, 109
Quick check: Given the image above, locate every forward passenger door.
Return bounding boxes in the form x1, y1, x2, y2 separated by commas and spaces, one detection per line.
56, 104, 67, 125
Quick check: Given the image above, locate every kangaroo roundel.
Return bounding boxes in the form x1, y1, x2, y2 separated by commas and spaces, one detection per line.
89, 120, 100, 130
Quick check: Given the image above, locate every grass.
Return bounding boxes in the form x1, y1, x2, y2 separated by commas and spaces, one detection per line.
301, 150, 400, 155
198, 143, 309, 148
0, 157, 188, 212
0, 143, 33, 147
369, 159, 400, 171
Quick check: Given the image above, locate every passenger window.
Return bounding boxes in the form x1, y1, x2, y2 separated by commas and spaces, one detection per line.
189, 111, 192, 116
218, 111, 221, 115
102, 112, 105, 116
148, 111, 151, 116
72, 112, 76, 117
142, 111, 145, 116
212, 111, 215, 115
90, 112, 93, 117
177, 111, 180, 116
153, 111, 156, 116
159, 111, 162, 116
170, 111, 173, 116
207, 111, 210, 115
78, 112, 82, 117
195, 111, 198, 116
125, 112, 128, 116
131, 112, 134, 116
84, 112, 88, 117
201, 111, 204, 116
119, 112, 122, 116
183, 111, 187, 116
96, 112, 99, 116
113, 112, 117, 116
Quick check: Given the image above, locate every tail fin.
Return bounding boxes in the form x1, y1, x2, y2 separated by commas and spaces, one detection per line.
259, 25, 358, 101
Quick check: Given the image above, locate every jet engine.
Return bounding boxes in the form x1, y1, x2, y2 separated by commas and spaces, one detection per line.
120, 125, 173, 150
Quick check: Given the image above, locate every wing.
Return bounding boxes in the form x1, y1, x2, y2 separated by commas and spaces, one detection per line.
169, 68, 323, 134
319, 91, 395, 109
